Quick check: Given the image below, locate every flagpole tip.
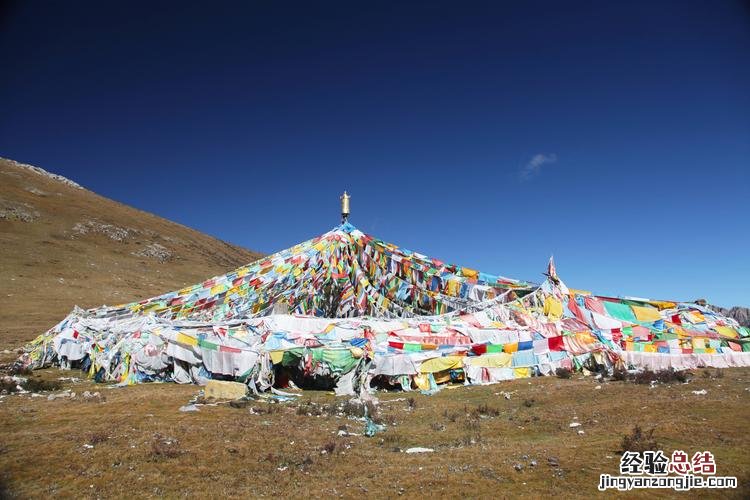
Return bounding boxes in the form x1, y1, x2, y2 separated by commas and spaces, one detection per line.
340, 191, 351, 223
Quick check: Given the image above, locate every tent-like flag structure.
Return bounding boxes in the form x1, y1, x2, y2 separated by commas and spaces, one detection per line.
22, 222, 750, 395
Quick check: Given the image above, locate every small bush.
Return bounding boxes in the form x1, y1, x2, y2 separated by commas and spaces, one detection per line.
522, 399, 535, 408
657, 369, 690, 384
458, 431, 482, 447
321, 440, 337, 455
341, 400, 365, 418
407, 397, 417, 410
633, 368, 690, 385
443, 409, 459, 422
463, 419, 481, 432
9, 364, 32, 376
0, 379, 19, 393
149, 434, 184, 460
23, 379, 62, 392
555, 368, 572, 379
364, 401, 383, 424
296, 402, 313, 415
88, 431, 109, 445
472, 403, 500, 418
301, 455, 314, 469
620, 425, 659, 454
633, 370, 658, 385
611, 367, 628, 381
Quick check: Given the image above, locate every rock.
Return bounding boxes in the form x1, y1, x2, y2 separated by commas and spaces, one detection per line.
547, 457, 559, 467
179, 404, 199, 412
594, 385, 601, 390
25, 186, 48, 196
404, 447, 434, 454
133, 243, 173, 262
229, 399, 250, 409
204, 380, 248, 400
0, 197, 40, 222
72, 219, 131, 241
692, 389, 707, 395
708, 304, 750, 327
530, 459, 538, 467
577, 430, 585, 435
2, 158, 83, 189
514, 463, 524, 472
569, 422, 581, 428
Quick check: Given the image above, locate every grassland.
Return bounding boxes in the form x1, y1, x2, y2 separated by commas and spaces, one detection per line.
1, 367, 748, 498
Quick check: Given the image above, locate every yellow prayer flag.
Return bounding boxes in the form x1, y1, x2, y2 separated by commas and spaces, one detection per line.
419, 355, 463, 373
715, 326, 738, 339
176, 332, 198, 346
631, 305, 662, 322
543, 296, 563, 321
269, 351, 284, 364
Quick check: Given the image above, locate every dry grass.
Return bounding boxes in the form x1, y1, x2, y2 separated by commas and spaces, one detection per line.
0, 367, 747, 497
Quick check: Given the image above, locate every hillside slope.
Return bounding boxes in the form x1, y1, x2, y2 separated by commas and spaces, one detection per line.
0, 157, 263, 349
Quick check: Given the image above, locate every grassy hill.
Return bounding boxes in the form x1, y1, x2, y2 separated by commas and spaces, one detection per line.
0, 157, 263, 350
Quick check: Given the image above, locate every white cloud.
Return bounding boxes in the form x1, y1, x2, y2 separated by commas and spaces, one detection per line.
519, 153, 557, 181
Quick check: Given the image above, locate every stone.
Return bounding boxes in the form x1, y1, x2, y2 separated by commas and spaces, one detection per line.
204, 380, 248, 400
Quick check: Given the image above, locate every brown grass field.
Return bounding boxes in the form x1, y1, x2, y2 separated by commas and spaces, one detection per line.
0, 366, 748, 498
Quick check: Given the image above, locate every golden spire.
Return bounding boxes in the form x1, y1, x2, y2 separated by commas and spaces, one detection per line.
340, 191, 350, 223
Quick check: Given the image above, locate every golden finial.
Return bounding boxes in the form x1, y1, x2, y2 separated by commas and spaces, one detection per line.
340, 191, 350, 223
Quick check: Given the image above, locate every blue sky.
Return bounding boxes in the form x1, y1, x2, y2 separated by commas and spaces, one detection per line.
1, 1, 748, 306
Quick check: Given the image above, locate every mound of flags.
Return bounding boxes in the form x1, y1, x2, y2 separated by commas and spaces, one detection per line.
21, 223, 750, 394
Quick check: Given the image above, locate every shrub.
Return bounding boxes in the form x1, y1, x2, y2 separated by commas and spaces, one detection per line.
443, 409, 459, 422
555, 367, 572, 379
9, 364, 32, 376
149, 434, 184, 460
321, 440, 337, 455
0, 378, 19, 393
633, 369, 658, 385
472, 403, 500, 418
620, 425, 659, 454
633, 368, 690, 385
88, 431, 109, 445
611, 367, 628, 381
23, 379, 62, 392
